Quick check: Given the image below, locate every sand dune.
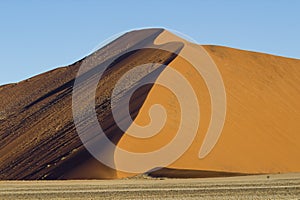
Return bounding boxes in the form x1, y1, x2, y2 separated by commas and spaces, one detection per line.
0, 28, 299, 180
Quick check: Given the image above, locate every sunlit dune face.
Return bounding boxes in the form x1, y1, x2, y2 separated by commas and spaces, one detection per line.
115, 30, 300, 178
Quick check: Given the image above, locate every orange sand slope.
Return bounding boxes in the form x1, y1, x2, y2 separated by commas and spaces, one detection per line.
0, 28, 299, 180
115, 30, 300, 178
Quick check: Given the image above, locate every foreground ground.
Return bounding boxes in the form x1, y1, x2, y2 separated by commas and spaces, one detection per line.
0, 173, 299, 200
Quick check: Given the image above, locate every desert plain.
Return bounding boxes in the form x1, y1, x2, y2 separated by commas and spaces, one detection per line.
1, 173, 300, 200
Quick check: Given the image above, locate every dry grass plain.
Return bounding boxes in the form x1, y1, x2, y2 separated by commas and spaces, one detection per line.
0, 173, 299, 200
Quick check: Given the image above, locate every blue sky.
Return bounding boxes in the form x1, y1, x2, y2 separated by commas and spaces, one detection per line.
0, 1, 299, 85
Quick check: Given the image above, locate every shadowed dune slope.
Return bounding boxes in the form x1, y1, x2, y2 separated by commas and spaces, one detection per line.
0, 28, 300, 180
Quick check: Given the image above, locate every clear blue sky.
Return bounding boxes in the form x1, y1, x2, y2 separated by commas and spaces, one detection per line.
1, 1, 299, 85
